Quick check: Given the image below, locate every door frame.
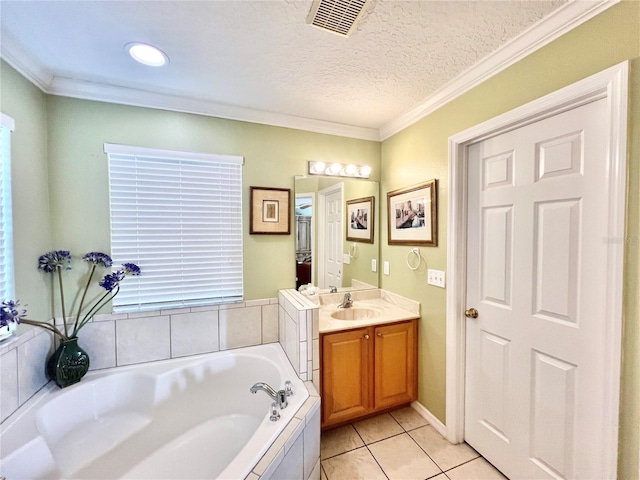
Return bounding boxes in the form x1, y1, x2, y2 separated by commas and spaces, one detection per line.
317, 182, 344, 289
445, 61, 628, 477
295, 191, 316, 285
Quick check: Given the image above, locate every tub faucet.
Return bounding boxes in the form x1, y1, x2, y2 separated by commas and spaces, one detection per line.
250, 382, 288, 409
337, 292, 353, 309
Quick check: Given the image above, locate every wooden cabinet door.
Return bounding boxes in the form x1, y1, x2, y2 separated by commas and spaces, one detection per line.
322, 327, 373, 427
374, 320, 417, 410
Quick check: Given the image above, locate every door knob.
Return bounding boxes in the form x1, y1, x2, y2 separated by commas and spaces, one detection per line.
465, 308, 479, 319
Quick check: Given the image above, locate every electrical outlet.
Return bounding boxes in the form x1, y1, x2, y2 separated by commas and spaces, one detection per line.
427, 269, 446, 288
343, 253, 350, 264
371, 259, 377, 272
383, 261, 390, 276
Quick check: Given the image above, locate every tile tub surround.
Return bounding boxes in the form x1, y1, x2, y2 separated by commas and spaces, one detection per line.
247, 381, 321, 480
0, 298, 279, 423
278, 289, 319, 388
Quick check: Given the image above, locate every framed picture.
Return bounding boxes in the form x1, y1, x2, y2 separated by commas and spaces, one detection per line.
346, 196, 375, 244
250, 187, 291, 235
387, 179, 437, 246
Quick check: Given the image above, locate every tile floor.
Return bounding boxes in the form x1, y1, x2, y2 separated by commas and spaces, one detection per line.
320, 407, 507, 480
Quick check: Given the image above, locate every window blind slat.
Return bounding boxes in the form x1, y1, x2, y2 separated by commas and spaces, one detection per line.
108, 148, 244, 311
0, 122, 14, 301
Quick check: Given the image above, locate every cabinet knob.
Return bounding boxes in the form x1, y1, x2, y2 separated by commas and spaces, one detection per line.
364, 334, 370, 340
377, 332, 382, 337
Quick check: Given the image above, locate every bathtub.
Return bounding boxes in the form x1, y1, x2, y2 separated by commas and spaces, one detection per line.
0, 343, 310, 479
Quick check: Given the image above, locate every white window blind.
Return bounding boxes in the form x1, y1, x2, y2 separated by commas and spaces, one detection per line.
0, 113, 15, 301
105, 144, 244, 311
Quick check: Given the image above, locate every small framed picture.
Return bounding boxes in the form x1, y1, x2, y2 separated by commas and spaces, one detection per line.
387, 179, 437, 246
250, 187, 291, 235
346, 196, 375, 244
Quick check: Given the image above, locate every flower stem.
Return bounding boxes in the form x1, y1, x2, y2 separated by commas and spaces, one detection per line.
57, 267, 68, 337
73, 265, 96, 334
21, 319, 67, 340
72, 286, 119, 337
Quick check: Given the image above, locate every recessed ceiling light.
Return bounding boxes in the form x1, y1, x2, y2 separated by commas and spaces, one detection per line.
126, 43, 168, 67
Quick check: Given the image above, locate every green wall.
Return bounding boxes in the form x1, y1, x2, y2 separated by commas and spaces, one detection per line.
0, 62, 52, 321
379, 2, 640, 477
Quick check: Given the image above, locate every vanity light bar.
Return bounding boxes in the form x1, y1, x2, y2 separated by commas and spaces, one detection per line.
308, 161, 371, 179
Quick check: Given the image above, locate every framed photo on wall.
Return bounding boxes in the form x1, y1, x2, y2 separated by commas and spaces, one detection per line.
346, 196, 375, 244
250, 186, 291, 234
387, 179, 437, 246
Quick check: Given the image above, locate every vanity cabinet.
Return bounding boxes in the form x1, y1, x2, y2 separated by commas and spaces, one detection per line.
321, 319, 418, 428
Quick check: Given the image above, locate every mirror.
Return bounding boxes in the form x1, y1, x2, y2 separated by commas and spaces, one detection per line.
295, 175, 379, 290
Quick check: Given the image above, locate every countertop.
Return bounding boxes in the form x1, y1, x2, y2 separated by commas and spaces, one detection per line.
317, 293, 420, 334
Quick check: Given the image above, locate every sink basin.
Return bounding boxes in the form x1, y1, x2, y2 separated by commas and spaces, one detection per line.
330, 307, 379, 321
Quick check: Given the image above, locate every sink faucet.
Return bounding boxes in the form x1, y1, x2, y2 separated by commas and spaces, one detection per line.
337, 292, 353, 309
250, 382, 288, 409
329, 285, 338, 293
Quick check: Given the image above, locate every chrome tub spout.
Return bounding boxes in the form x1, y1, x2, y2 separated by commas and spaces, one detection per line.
250, 382, 288, 409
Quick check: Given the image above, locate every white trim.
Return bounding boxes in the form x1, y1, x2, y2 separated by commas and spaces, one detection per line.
0, 113, 15, 132
296, 191, 316, 286
411, 401, 447, 438
1, 1, 615, 142
379, 0, 618, 140
317, 183, 343, 289
445, 62, 628, 478
52, 77, 381, 141
0, 30, 54, 92
103, 143, 244, 165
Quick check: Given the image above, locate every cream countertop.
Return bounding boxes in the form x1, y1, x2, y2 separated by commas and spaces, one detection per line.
312, 289, 420, 334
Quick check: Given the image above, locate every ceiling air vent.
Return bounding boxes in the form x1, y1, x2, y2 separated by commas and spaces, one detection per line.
307, 0, 369, 37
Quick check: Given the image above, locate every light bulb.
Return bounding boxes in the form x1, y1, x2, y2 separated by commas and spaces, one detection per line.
328, 163, 342, 175
311, 161, 326, 174
359, 165, 372, 177
345, 164, 357, 175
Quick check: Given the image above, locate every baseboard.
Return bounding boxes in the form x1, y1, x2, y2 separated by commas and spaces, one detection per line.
411, 401, 449, 440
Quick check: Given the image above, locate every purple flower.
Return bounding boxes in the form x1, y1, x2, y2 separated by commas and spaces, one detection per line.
0, 300, 26, 327
122, 263, 141, 276
99, 271, 125, 292
82, 252, 113, 268
38, 250, 72, 273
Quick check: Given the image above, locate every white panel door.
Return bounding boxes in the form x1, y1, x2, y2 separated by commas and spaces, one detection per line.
324, 188, 342, 288
465, 97, 610, 479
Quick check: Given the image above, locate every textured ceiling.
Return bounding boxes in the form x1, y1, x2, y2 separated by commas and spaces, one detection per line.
1, 0, 568, 131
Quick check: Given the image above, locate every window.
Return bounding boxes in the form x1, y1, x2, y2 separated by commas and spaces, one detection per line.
0, 113, 15, 301
105, 144, 244, 311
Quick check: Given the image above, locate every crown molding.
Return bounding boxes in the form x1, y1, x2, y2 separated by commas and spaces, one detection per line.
1, 30, 54, 91
378, 0, 619, 141
47, 77, 381, 141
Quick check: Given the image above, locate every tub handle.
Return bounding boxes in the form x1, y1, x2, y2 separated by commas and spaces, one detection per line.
285, 380, 294, 397
270, 402, 281, 422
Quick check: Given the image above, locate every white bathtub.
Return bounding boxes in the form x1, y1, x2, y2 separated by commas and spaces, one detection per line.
0, 343, 309, 479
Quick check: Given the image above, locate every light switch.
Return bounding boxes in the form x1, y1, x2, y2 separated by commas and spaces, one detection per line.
427, 269, 446, 288
343, 253, 351, 264
383, 261, 390, 276
371, 259, 377, 272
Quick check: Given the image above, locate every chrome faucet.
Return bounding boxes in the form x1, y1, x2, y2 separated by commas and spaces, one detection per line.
329, 285, 338, 293
250, 382, 288, 409
337, 292, 353, 309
